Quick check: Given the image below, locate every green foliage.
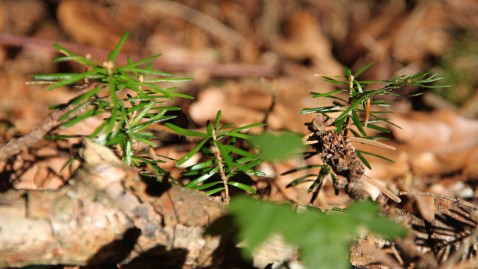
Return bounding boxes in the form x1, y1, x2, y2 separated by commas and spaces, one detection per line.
33, 32, 191, 178
166, 111, 265, 197
293, 64, 443, 194
228, 196, 408, 269
249, 132, 304, 161
302, 64, 442, 135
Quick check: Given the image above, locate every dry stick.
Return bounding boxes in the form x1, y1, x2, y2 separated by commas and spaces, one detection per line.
0, 33, 277, 78
0, 109, 62, 162
0, 84, 93, 162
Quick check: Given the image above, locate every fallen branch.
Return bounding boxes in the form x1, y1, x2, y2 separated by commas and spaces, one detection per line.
0, 109, 62, 162
0, 140, 225, 268
0, 84, 94, 162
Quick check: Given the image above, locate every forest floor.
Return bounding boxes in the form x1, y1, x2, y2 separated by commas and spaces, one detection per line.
1, 1, 478, 268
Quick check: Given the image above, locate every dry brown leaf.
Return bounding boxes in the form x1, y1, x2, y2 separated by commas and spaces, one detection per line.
189, 83, 279, 131
189, 77, 330, 133
392, 2, 450, 63
0, 0, 47, 34
272, 10, 342, 75
415, 194, 436, 222
57, 0, 143, 51
446, 0, 478, 28
363, 110, 478, 194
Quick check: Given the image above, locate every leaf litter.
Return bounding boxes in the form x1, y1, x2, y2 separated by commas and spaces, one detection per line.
1, 0, 478, 268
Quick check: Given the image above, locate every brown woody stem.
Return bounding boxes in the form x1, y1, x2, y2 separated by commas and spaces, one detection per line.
212, 129, 229, 204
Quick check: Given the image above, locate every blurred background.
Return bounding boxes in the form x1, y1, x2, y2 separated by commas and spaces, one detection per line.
1, 0, 478, 200
1, 0, 477, 133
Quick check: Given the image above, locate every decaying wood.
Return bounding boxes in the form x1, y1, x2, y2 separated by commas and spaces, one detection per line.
0, 139, 225, 268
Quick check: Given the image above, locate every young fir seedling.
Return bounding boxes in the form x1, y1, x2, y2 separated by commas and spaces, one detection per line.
165, 111, 264, 203
293, 63, 443, 202
31, 32, 192, 178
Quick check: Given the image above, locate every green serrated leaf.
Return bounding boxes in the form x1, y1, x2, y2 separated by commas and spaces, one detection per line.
228, 197, 407, 269
249, 132, 304, 161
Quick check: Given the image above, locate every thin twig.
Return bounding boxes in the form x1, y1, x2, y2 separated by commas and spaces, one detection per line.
0, 84, 95, 162
0, 109, 62, 162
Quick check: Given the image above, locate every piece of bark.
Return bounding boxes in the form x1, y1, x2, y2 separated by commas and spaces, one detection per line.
0, 139, 225, 268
